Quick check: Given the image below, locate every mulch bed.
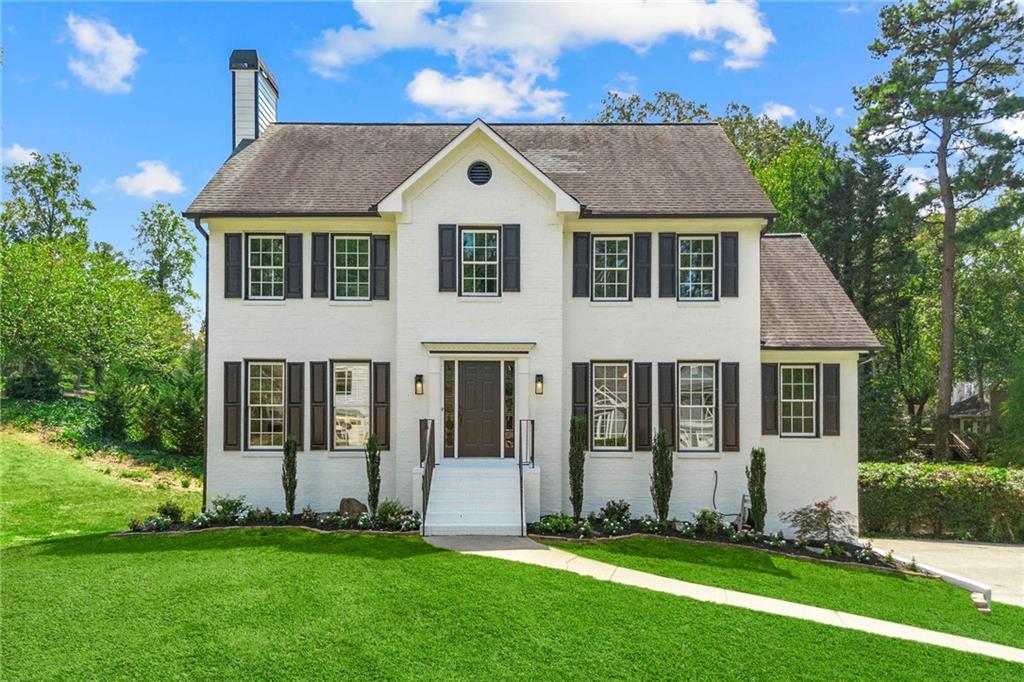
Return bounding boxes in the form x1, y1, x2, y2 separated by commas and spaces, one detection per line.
114, 523, 420, 538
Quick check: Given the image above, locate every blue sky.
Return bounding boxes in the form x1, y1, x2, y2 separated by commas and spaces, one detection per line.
3, 1, 891, 308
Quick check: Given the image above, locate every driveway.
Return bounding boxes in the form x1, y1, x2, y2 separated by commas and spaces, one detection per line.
866, 538, 1024, 606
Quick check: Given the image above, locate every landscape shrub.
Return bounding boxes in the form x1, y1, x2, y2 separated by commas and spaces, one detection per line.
160, 347, 205, 455
300, 505, 317, 522
779, 497, 856, 543
208, 495, 250, 524
5, 363, 62, 400
282, 437, 298, 515
373, 499, 417, 531
746, 446, 767, 532
132, 383, 166, 448
692, 508, 724, 536
859, 462, 1024, 542
95, 363, 133, 439
600, 499, 631, 526
1, 398, 98, 433
532, 513, 575, 534
364, 433, 381, 516
568, 416, 586, 521
156, 500, 185, 523
650, 428, 673, 524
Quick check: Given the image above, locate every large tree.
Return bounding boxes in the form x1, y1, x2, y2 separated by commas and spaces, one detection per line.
132, 201, 198, 307
1, 152, 94, 244
853, 0, 1024, 457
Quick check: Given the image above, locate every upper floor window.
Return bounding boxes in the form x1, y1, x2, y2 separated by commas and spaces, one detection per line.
678, 236, 716, 301
247, 361, 284, 449
593, 236, 630, 301
592, 362, 630, 449
333, 235, 371, 300
333, 361, 370, 448
781, 365, 816, 436
248, 235, 284, 299
461, 228, 499, 296
678, 362, 716, 451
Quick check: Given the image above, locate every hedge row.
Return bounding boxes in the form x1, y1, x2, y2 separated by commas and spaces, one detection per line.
859, 463, 1024, 543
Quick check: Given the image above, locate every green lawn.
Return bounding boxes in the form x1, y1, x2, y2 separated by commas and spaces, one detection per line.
547, 537, 1024, 649
0, 431, 200, 548
2, 432, 1023, 679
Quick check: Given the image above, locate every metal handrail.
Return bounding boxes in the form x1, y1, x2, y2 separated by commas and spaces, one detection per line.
517, 419, 535, 536
419, 418, 435, 535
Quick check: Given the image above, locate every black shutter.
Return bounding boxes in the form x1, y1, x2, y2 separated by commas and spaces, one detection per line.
224, 362, 241, 450
571, 362, 590, 443
572, 233, 590, 297
310, 362, 328, 450
658, 232, 676, 298
634, 233, 651, 298
438, 224, 457, 292
721, 232, 739, 298
761, 363, 779, 435
635, 362, 652, 450
286, 362, 304, 450
311, 233, 329, 298
372, 362, 390, 449
658, 363, 676, 449
285, 234, 303, 298
502, 224, 520, 292
224, 233, 242, 298
371, 235, 390, 300
722, 362, 740, 451
823, 364, 840, 436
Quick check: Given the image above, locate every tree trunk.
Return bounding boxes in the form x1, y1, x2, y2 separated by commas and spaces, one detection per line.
934, 122, 956, 460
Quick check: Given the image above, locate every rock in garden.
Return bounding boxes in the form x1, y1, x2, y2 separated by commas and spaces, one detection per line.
338, 498, 368, 517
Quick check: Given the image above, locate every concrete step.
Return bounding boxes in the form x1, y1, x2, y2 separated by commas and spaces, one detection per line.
423, 462, 522, 536
425, 522, 523, 536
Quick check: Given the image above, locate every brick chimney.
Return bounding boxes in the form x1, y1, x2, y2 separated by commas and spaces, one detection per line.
229, 49, 278, 150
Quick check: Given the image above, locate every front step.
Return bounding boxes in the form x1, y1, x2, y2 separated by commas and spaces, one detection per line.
424, 462, 522, 536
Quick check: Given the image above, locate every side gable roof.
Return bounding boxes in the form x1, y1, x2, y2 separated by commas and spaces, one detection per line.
761, 234, 881, 351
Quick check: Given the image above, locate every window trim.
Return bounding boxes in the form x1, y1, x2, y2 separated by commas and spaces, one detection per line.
244, 359, 286, 451
779, 364, 819, 438
458, 226, 502, 297
245, 233, 286, 301
677, 233, 719, 302
591, 234, 633, 302
330, 233, 372, 301
329, 359, 373, 452
676, 360, 719, 453
590, 360, 633, 452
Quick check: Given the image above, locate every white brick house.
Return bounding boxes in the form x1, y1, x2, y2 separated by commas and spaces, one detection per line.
185, 51, 880, 535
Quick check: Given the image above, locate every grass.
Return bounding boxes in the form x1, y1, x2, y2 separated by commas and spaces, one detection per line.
2, 432, 1022, 679
0, 431, 200, 548
546, 536, 1024, 649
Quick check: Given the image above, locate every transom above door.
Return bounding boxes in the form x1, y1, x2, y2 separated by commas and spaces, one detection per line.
443, 359, 516, 458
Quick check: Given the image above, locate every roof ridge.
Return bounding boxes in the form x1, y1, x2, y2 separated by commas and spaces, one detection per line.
270, 121, 723, 127
763, 233, 809, 239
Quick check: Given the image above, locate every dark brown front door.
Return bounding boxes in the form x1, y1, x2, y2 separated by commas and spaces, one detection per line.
458, 361, 501, 457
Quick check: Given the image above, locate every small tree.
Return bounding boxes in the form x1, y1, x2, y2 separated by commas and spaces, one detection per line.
779, 497, 856, 543
282, 437, 298, 516
365, 433, 381, 517
568, 416, 586, 522
650, 428, 673, 524
746, 446, 767, 533
96, 362, 131, 439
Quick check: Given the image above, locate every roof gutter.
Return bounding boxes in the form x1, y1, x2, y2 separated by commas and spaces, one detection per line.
192, 217, 210, 512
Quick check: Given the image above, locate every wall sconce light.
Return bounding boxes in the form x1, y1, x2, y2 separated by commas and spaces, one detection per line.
414, 374, 424, 395
535, 374, 544, 395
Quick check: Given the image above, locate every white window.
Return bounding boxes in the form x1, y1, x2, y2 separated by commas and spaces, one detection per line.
781, 365, 816, 436
334, 362, 370, 448
678, 362, 716, 450
593, 236, 630, 301
461, 229, 499, 296
333, 236, 370, 300
247, 362, 284, 448
592, 362, 630, 449
248, 235, 284, 299
678, 236, 716, 301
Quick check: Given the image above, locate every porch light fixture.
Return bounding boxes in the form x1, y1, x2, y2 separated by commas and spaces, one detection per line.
414, 374, 424, 395
535, 374, 544, 395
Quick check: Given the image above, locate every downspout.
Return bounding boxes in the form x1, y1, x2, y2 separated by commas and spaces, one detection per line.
192, 217, 210, 511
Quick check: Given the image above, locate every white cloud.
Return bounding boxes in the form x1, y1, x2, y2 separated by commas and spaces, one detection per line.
304, 0, 775, 118
689, 49, 713, 62
762, 101, 796, 122
838, 4, 862, 13
2, 143, 39, 165
990, 115, 1024, 139
809, 105, 825, 115
115, 161, 184, 198
66, 14, 144, 94
903, 166, 931, 199
833, 106, 846, 117
604, 72, 639, 97
406, 69, 566, 119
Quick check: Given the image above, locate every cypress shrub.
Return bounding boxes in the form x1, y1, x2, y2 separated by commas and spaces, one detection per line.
95, 363, 132, 439
569, 416, 586, 522
161, 347, 205, 455
365, 433, 381, 516
650, 428, 673, 524
746, 446, 767, 533
282, 436, 298, 515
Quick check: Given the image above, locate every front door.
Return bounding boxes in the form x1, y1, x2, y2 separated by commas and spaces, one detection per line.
458, 361, 501, 457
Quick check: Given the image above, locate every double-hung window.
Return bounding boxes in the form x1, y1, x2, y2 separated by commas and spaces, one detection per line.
592, 362, 630, 449
333, 361, 371, 448
461, 228, 499, 296
248, 235, 284, 299
247, 361, 284, 448
593, 236, 630, 301
678, 362, 716, 450
678, 236, 716, 301
333, 235, 371, 300
781, 365, 816, 436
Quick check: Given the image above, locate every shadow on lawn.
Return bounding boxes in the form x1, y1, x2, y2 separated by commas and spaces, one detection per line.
23, 528, 447, 562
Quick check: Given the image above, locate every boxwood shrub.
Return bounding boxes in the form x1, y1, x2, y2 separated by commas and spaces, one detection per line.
859, 463, 1024, 543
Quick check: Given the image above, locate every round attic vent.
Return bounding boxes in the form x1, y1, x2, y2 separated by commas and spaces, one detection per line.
467, 161, 492, 186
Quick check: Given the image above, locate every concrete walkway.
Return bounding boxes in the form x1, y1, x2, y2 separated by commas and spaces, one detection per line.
866, 537, 1024, 607
426, 535, 1024, 665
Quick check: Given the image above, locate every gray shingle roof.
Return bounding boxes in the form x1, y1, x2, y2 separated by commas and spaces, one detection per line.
761, 234, 881, 351
185, 122, 776, 218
